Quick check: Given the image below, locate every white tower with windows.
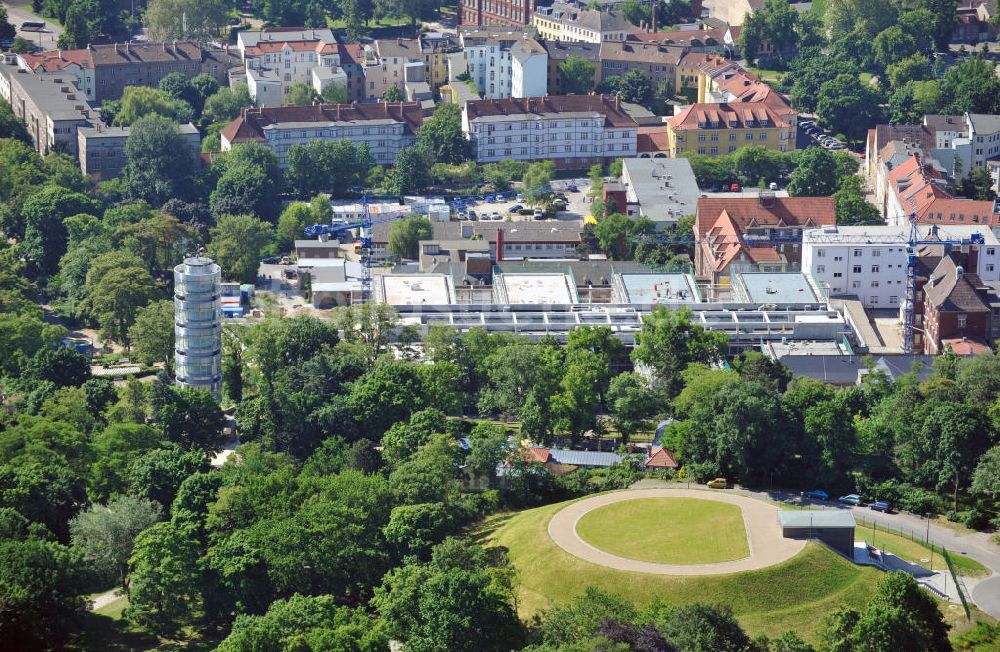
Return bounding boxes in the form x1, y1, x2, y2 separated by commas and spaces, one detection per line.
174, 256, 222, 399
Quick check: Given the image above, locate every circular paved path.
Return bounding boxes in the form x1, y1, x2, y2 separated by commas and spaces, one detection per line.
547, 488, 806, 576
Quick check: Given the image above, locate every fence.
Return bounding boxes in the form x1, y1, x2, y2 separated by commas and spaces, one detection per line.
856, 516, 972, 621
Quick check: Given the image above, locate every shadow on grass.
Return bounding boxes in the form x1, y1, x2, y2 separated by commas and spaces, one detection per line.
69, 613, 225, 651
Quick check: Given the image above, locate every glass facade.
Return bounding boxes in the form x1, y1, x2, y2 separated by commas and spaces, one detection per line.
174, 257, 222, 398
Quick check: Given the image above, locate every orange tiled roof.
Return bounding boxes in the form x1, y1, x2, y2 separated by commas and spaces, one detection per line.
637, 125, 670, 152
695, 196, 836, 235
645, 446, 679, 469
20, 49, 93, 72
667, 101, 790, 130
889, 155, 1000, 225
941, 338, 992, 355
524, 447, 551, 463
244, 40, 339, 56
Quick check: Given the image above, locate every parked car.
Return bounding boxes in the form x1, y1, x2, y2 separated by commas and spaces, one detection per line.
491, 211, 501, 220
533, 208, 544, 219
730, 183, 741, 192
509, 204, 523, 212
802, 489, 829, 501
707, 477, 730, 489
869, 501, 892, 513
838, 494, 862, 506
515, 193, 524, 202
566, 184, 578, 193
468, 210, 477, 220
484, 194, 495, 202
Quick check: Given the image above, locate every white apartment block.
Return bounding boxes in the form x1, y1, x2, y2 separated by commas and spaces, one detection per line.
220, 103, 423, 167
462, 95, 638, 167
458, 28, 547, 99
239, 29, 347, 106
532, 3, 635, 43
802, 224, 1000, 308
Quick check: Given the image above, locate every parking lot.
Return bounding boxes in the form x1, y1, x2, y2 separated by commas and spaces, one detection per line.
798, 119, 847, 151
449, 178, 591, 224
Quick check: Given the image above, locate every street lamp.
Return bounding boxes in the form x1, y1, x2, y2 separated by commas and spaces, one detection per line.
926, 512, 933, 571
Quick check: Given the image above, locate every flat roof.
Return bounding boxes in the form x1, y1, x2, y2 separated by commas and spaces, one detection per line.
501, 273, 575, 304
768, 340, 847, 357
735, 272, 820, 304
620, 273, 697, 303
622, 158, 700, 223
778, 511, 856, 529
382, 274, 452, 305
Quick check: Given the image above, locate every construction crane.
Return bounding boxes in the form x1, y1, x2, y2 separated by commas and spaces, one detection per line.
633, 213, 987, 354
303, 196, 417, 303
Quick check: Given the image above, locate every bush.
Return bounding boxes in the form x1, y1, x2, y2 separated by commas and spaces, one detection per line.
898, 488, 941, 515
960, 507, 991, 531
686, 461, 722, 483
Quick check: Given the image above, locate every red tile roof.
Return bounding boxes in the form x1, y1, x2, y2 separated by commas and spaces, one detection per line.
695, 196, 836, 235
220, 102, 425, 145
889, 154, 1000, 225
941, 338, 992, 356
244, 40, 339, 56
637, 125, 670, 152
644, 446, 678, 469
20, 49, 92, 72
667, 101, 790, 130
524, 447, 551, 463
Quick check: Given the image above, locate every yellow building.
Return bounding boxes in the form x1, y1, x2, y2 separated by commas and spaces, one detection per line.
665, 103, 794, 157
532, 2, 635, 44
419, 32, 461, 89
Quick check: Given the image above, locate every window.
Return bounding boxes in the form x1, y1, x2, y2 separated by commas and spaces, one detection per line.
852, 281, 861, 289
988, 265, 996, 272
872, 249, 881, 257
853, 265, 861, 273
729, 133, 736, 141
853, 249, 862, 257
698, 134, 706, 142
871, 281, 879, 287
958, 314, 967, 328
816, 265, 825, 273
833, 272, 842, 278
871, 296, 879, 304
816, 250, 825, 258
889, 296, 898, 304
871, 265, 879, 273
745, 133, 753, 140
988, 248, 996, 256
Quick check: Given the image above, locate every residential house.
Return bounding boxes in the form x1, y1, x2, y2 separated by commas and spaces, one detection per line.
598, 40, 684, 94
922, 252, 994, 354
77, 121, 200, 179
801, 224, 1000, 310
88, 41, 238, 102
665, 101, 794, 157
418, 32, 462, 89
953, 0, 999, 43
628, 23, 739, 55
16, 49, 95, 101
219, 102, 423, 167
458, 28, 547, 99
532, 2, 637, 43
694, 195, 837, 284
243, 39, 347, 106
462, 94, 638, 167
0, 55, 92, 157
620, 157, 700, 226
706, 0, 763, 27
883, 155, 999, 227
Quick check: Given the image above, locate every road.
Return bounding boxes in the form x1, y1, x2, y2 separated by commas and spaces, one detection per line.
2, 0, 63, 49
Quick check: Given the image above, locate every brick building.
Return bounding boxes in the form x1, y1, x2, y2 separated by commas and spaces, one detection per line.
459, 0, 540, 27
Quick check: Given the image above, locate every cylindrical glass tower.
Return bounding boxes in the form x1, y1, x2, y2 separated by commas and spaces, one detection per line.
174, 256, 222, 399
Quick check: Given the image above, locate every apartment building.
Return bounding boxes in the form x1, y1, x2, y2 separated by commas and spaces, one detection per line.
15, 41, 238, 103
665, 101, 793, 157
16, 49, 95, 101
244, 40, 347, 106
707, 0, 763, 27
532, 3, 636, 43
77, 122, 200, 180
920, 248, 997, 354
883, 155, 1000, 227
628, 24, 739, 55
599, 41, 684, 93
0, 55, 91, 157
694, 195, 837, 284
801, 224, 1000, 309
458, 28, 547, 98
462, 95, 638, 167
620, 157, 700, 226
542, 40, 601, 94
459, 0, 538, 27
88, 41, 238, 102
372, 220, 583, 263
220, 102, 423, 167
418, 32, 462, 89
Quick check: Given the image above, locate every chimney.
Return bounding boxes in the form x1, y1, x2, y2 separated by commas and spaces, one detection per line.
495, 228, 504, 262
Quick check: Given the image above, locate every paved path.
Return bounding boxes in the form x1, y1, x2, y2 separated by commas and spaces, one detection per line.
90, 588, 121, 611
2, 1, 63, 46
547, 488, 806, 576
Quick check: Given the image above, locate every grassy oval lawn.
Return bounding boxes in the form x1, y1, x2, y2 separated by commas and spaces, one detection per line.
574, 497, 750, 564
482, 498, 883, 643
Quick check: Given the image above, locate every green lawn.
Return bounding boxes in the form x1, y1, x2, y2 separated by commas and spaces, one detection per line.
480, 499, 883, 643
575, 497, 749, 564
854, 517, 989, 577
94, 595, 128, 620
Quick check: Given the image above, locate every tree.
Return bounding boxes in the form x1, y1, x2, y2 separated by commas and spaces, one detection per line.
650, 602, 754, 652
873, 26, 918, 73
971, 446, 1000, 500
20, 186, 99, 276
90, 266, 158, 348
122, 115, 197, 205
23, 345, 91, 388
159, 72, 201, 114
388, 216, 433, 260
922, 402, 992, 511
600, 69, 653, 107
523, 160, 555, 206
786, 147, 840, 197
128, 300, 176, 366
210, 142, 284, 221
126, 520, 204, 636
144, 0, 229, 40
916, 0, 957, 50
0, 539, 87, 649
834, 175, 882, 225
320, 83, 349, 104
89, 422, 163, 501
0, 102, 30, 144
0, 6, 15, 40
217, 595, 386, 651
11, 36, 33, 54
738, 0, 801, 65
886, 54, 932, 91
113, 86, 193, 127
70, 495, 162, 591
276, 202, 313, 252
383, 502, 454, 558
388, 146, 432, 195
284, 81, 320, 106
559, 56, 596, 95
607, 372, 659, 440
203, 85, 254, 125
153, 385, 226, 452
384, 84, 404, 102
127, 444, 209, 508
939, 55, 1000, 115
207, 214, 275, 283
416, 103, 471, 164
824, 0, 896, 42
632, 306, 729, 398
816, 74, 883, 142
285, 140, 370, 197
373, 538, 523, 651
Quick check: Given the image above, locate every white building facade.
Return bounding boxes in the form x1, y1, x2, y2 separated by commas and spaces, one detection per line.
802, 224, 1000, 308
243, 40, 348, 106
463, 95, 638, 167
